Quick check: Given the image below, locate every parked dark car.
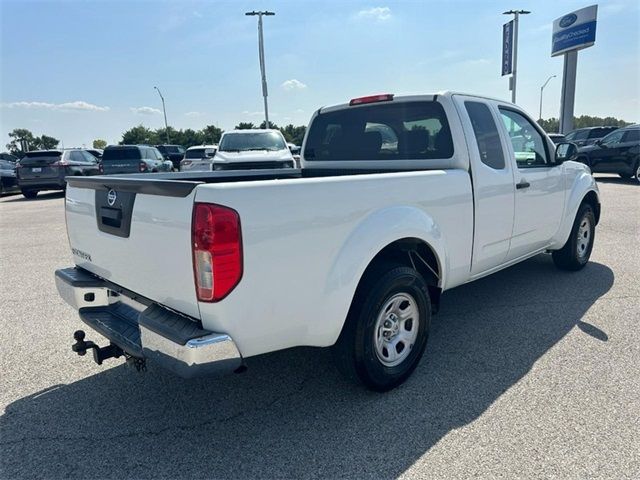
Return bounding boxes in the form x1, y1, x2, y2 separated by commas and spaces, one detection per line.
100, 145, 173, 175
576, 124, 640, 183
565, 126, 619, 147
0, 159, 19, 195
0, 152, 19, 163
16, 149, 100, 198
547, 133, 566, 145
155, 144, 186, 170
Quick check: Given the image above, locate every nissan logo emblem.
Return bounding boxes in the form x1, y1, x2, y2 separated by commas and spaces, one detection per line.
107, 189, 117, 206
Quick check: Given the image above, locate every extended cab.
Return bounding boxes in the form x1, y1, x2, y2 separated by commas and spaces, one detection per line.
55, 92, 600, 391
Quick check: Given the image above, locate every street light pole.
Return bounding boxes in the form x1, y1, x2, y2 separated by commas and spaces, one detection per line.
539, 75, 556, 120
503, 9, 530, 104
154, 86, 170, 143
245, 10, 275, 129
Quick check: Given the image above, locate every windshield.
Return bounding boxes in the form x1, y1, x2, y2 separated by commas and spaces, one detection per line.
185, 148, 213, 159
219, 132, 286, 152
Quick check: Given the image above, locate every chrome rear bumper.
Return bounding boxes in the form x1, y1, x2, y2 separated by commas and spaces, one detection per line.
55, 267, 242, 378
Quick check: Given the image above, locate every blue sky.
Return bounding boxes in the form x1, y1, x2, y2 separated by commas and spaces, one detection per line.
1, 0, 638, 147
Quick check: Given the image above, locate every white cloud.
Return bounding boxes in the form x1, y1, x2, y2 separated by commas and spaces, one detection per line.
355, 7, 392, 21
130, 106, 162, 115
281, 79, 308, 91
1, 100, 110, 111
184, 111, 204, 117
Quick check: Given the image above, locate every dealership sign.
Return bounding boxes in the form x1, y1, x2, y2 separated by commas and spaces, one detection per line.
502, 20, 514, 76
551, 5, 598, 56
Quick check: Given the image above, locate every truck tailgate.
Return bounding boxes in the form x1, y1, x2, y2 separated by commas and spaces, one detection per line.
64, 176, 201, 319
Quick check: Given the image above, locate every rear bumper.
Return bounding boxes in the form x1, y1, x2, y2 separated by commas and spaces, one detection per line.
17, 177, 66, 190
55, 267, 242, 378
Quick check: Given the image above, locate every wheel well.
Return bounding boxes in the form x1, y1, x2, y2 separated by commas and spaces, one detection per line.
363, 238, 442, 313
582, 191, 600, 224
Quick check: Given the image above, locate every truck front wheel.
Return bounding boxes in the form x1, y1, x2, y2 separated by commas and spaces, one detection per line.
552, 203, 595, 271
333, 264, 431, 392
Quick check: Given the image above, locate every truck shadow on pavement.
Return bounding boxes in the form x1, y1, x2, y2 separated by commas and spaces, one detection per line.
0, 255, 614, 479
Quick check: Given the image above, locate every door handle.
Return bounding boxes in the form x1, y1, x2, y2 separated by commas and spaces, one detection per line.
516, 180, 530, 190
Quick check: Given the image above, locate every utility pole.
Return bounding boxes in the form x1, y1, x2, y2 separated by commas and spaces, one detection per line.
154, 86, 170, 143
539, 75, 556, 120
245, 10, 275, 129
503, 9, 530, 103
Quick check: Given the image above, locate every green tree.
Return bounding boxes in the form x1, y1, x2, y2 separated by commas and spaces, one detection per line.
201, 125, 223, 144
120, 125, 158, 145
279, 124, 306, 145
259, 120, 278, 130
6, 128, 36, 157
538, 115, 632, 133
234, 122, 256, 130
93, 139, 107, 149
35, 135, 59, 150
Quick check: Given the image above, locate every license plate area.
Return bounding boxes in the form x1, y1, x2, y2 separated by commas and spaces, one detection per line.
32, 167, 42, 173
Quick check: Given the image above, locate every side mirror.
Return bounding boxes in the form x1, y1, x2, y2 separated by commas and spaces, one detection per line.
555, 142, 578, 164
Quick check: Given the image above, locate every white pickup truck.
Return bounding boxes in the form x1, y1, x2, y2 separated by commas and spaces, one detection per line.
56, 92, 600, 391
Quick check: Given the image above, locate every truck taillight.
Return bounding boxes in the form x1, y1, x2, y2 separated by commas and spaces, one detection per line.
139, 162, 147, 173
98, 162, 104, 174
192, 203, 243, 302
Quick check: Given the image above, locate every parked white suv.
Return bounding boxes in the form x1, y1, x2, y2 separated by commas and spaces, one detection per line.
214, 129, 295, 170
180, 145, 218, 172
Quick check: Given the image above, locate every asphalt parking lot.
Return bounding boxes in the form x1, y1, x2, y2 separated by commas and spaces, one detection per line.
0, 175, 638, 479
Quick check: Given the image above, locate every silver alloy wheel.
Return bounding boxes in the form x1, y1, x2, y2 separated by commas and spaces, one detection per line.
636, 164, 640, 183
576, 214, 592, 259
374, 293, 419, 367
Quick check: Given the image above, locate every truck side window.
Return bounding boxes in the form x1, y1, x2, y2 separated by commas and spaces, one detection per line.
464, 101, 505, 169
499, 108, 549, 168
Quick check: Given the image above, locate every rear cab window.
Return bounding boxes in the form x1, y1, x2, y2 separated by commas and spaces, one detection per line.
304, 101, 454, 161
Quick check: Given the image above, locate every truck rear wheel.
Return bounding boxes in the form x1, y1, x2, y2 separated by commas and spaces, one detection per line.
552, 203, 595, 271
333, 264, 431, 392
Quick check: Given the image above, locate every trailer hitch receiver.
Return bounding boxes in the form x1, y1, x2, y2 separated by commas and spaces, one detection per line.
71, 330, 136, 367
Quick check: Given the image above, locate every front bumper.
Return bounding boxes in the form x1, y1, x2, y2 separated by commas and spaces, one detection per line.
214, 160, 294, 170
55, 267, 242, 378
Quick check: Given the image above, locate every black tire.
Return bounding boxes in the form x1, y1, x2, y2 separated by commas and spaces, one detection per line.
552, 203, 595, 271
21, 189, 38, 199
332, 263, 431, 392
618, 173, 631, 179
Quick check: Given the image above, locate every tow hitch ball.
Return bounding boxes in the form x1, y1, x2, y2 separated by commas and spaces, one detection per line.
72, 330, 146, 372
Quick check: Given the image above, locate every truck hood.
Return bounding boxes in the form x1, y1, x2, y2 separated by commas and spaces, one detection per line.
214, 149, 292, 164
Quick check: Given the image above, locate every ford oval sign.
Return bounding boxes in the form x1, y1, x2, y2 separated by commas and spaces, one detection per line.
559, 13, 577, 28
107, 189, 117, 206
